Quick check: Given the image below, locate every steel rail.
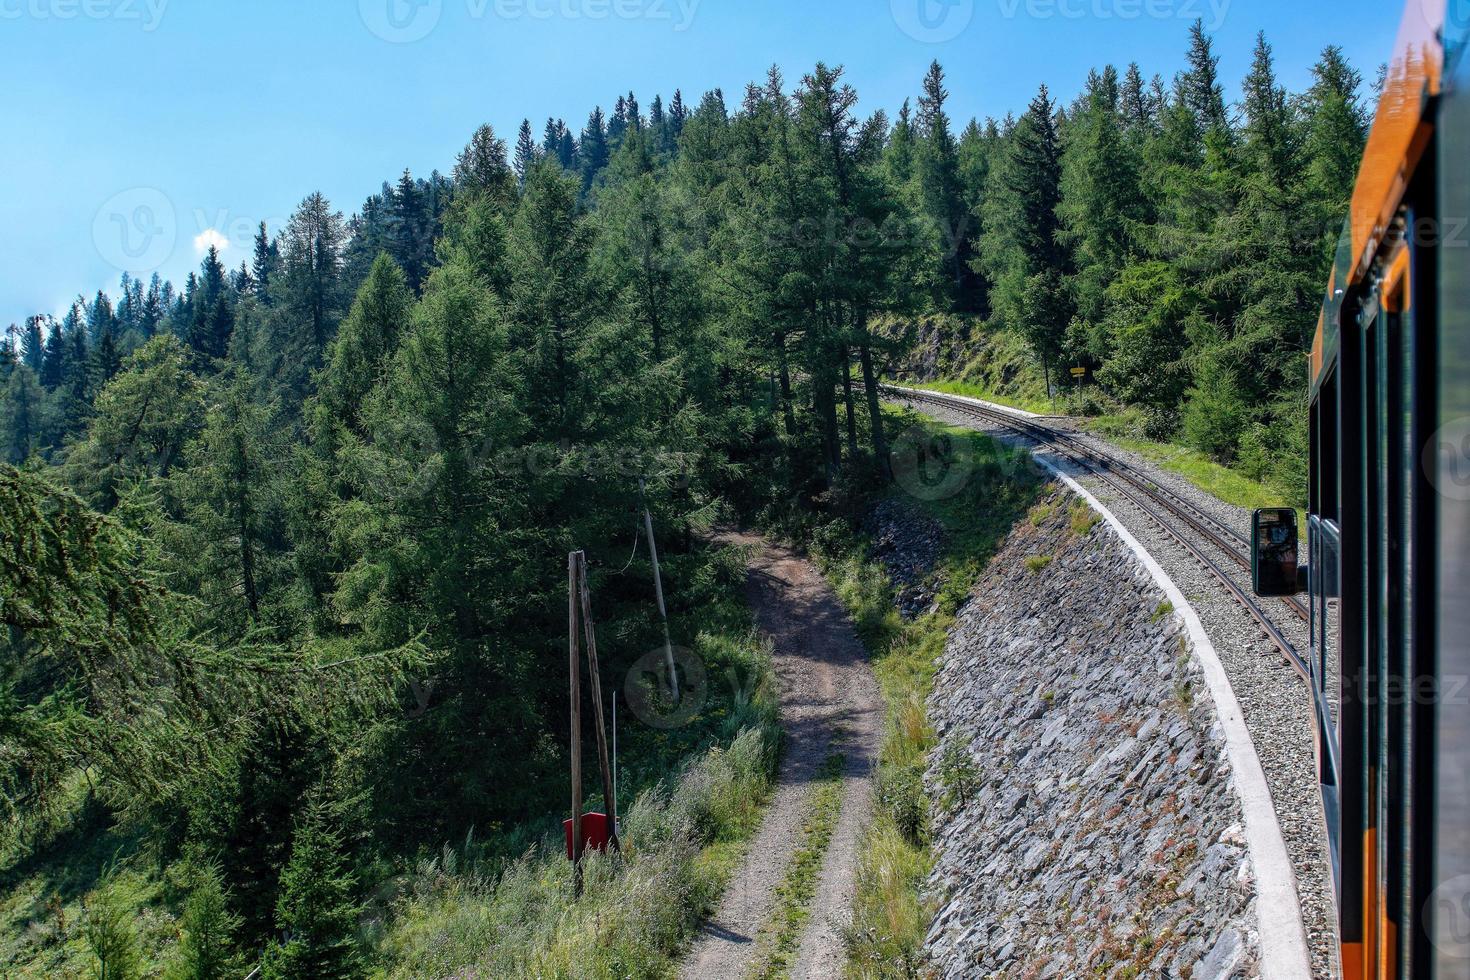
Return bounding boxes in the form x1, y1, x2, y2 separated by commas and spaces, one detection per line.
892, 388, 1311, 623
890, 385, 1343, 887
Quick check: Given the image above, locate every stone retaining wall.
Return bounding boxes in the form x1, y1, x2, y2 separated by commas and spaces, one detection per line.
923, 485, 1260, 979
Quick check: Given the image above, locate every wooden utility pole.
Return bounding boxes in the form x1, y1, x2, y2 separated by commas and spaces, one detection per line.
567, 551, 621, 896
576, 554, 620, 854
568, 553, 583, 892
640, 479, 680, 701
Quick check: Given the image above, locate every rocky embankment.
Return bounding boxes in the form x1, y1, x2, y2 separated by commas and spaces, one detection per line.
923, 486, 1260, 979
863, 498, 945, 619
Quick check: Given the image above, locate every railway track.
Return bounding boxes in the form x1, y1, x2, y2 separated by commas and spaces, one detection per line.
888, 385, 1344, 907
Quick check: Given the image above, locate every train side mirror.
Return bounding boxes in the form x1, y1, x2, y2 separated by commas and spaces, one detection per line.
1252, 508, 1303, 597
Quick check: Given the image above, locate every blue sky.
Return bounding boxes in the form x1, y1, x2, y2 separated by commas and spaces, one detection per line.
1, 0, 1404, 328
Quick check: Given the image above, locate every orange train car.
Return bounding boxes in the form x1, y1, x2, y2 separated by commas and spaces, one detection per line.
1255, 1, 1470, 977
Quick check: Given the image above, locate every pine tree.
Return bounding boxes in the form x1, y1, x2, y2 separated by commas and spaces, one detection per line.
1120, 62, 1157, 135
41, 319, 66, 389
317, 253, 412, 434
179, 368, 283, 631
992, 85, 1069, 395
453, 125, 516, 208
260, 791, 363, 980
20, 317, 44, 372
3, 366, 42, 463
388, 170, 431, 292
609, 95, 629, 147
579, 107, 611, 197
513, 118, 539, 189
173, 863, 243, 980
1303, 45, 1368, 246
142, 274, 165, 336
669, 89, 688, 152
61, 334, 205, 508
1060, 65, 1146, 337
273, 192, 348, 383
886, 99, 917, 187
94, 327, 122, 387
916, 62, 975, 308
88, 292, 117, 344
251, 223, 279, 303
82, 877, 142, 980
190, 246, 234, 359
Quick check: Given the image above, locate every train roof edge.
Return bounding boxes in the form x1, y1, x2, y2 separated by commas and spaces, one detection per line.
1311, 0, 1467, 394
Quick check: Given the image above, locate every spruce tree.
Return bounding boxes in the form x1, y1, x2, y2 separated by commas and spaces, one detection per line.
993, 85, 1069, 395
513, 118, 539, 189
20, 317, 44, 372
252, 223, 278, 302
1303, 45, 1368, 248
272, 192, 348, 387
260, 792, 363, 980
41, 320, 65, 389
3, 366, 42, 463
173, 863, 243, 980
83, 877, 142, 980
916, 61, 974, 308
579, 107, 611, 196
316, 253, 412, 434
885, 99, 917, 187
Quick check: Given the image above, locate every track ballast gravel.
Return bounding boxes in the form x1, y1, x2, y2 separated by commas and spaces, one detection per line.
899, 396, 1339, 979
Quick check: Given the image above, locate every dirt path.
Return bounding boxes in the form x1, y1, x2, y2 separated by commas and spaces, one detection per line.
679, 533, 883, 980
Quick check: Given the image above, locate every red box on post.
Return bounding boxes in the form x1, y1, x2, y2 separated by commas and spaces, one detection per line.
564, 812, 612, 860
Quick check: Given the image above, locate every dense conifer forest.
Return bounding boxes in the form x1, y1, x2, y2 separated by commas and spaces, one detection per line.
0, 22, 1369, 976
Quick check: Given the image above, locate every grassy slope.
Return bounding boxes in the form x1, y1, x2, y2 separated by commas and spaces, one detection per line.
897, 376, 1298, 515
1084, 415, 1299, 514
892, 377, 1055, 418
807, 412, 1042, 978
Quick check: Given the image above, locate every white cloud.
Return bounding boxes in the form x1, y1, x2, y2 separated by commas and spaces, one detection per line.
193, 228, 230, 254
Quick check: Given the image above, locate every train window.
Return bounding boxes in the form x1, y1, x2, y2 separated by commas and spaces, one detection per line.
1253, 508, 1303, 597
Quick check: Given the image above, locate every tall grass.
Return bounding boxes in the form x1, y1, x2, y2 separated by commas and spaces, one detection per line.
807, 413, 1039, 979
376, 724, 778, 979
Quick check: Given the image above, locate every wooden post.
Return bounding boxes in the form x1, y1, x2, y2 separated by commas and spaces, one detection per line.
640, 479, 680, 701
569, 552, 583, 894
578, 558, 622, 853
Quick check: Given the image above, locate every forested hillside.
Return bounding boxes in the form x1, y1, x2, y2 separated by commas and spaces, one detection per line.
1, 21, 1366, 976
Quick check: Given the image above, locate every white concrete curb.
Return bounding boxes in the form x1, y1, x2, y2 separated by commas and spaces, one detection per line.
1039, 460, 1314, 980
885, 384, 1044, 419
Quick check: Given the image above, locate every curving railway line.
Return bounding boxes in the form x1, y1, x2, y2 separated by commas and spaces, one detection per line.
887, 384, 1344, 958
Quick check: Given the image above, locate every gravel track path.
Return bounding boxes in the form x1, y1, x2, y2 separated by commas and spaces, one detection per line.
897, 397, 1340, 979
679, 533, 882, 980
